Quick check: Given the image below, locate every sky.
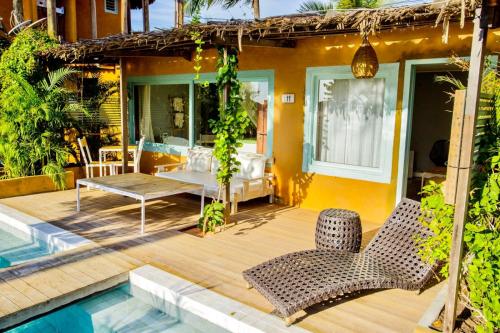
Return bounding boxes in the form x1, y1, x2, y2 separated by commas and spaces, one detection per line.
131, 0, 306, 31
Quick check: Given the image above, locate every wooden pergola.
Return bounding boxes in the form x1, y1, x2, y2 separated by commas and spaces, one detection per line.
47, 1, 499, 331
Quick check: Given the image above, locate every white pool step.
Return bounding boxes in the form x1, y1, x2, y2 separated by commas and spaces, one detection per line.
81, 293, 205, 333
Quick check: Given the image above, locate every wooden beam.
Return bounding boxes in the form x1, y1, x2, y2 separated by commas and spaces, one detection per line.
142, 0, 150, 32
46, 0, 57, 38
443, 5, 489, 333
211, 36, 296, 49
119, 59, 129, 174
121, 0, 129, 33
90, 0, 97, 38
175, 0, 184, 28
444, 90, 466, 205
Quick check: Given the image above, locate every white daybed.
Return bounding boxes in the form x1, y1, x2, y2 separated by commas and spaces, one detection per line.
155, 148, 274, 213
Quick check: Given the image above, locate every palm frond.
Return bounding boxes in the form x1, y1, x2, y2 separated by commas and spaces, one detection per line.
41, 67, 78, 92
298, 0, 336, 13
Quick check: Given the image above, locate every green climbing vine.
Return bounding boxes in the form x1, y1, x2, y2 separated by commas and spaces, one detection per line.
190, 9, 205, 81
199, 47, 250, 234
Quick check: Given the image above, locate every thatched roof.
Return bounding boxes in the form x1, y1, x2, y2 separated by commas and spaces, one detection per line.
51, 0, 477, 62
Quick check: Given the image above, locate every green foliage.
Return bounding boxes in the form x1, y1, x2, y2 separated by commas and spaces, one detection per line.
418, 62, 500, 331
198, 201, 225, 233
417, 182, 454, 277
211, 48, 250, 186
190, 10, 205, 81
298, 0, 379, 12
0, 29, 56, 87
0, 29, 79, 189
200, 48, 250, 232
186, 0, 252, 15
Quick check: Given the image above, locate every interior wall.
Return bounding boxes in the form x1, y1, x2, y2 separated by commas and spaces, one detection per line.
410, 71, 468, 172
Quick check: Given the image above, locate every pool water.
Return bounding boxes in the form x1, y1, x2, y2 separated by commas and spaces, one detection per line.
8, 284, 230, 333
0, 221, 56, 269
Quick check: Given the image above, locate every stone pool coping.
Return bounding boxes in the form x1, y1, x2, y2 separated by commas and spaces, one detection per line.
0, 203, 91, 252
130, 265, 310, 333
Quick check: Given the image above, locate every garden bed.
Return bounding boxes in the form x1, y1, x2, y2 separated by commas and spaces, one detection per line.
0, 171, 74, 199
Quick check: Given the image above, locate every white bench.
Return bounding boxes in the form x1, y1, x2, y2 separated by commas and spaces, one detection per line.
155, 148, 274, 213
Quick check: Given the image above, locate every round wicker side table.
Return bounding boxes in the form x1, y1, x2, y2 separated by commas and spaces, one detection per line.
315, 209, 362, 252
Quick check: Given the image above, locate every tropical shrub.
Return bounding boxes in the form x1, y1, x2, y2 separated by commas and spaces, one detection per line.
417, 61, 500, 332
0, 29, 81, 189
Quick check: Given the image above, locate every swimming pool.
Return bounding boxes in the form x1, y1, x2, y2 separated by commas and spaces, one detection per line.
8, 284, 228, 333
0, 204, 90, 269
8, 265, 309, 333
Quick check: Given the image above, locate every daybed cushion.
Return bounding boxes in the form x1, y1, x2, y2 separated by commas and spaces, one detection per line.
186, 148, 212, 173
236, 153, 266, 180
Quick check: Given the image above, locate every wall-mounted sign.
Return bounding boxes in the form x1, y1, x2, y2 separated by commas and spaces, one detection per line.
282, 94, 295, 104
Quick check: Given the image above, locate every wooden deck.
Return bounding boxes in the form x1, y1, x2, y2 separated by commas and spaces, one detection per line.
0, 189, 443, 332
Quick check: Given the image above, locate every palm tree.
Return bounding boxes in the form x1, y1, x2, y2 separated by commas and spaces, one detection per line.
298, 0, 379, 12
0, 67, 81, 189
187, 0, 260, 19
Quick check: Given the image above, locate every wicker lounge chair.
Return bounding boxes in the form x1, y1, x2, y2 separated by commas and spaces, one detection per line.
242, 198, 434, 325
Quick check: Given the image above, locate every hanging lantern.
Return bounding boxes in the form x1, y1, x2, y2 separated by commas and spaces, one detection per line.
351, 35, 379, 79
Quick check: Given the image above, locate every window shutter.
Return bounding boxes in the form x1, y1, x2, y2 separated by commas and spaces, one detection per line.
105, 0, 117, 13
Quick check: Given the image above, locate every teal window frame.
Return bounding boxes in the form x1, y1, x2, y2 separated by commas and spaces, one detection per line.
302, 63, 399, 184
127, 70, 275, 159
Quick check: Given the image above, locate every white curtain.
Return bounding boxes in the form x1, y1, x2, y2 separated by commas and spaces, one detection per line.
140, 85, 155, 142
316, 78, 385, 168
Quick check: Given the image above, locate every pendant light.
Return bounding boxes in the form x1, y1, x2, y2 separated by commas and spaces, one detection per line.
351, 35, 379, 79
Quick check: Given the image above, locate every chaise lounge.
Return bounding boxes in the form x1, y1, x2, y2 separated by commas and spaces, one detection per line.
242, 198, 435, 324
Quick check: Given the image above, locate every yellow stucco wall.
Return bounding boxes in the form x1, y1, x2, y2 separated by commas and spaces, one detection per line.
125, 23, 500, 224
76, 0, 122, 39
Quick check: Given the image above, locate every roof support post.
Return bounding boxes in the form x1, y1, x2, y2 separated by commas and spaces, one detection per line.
175, 0, 184, 28
142, 0, 150, 32
119, 59, 129, 174
46, 0, 57, 38
90, 0, 97, 38
443, 4, 489, 332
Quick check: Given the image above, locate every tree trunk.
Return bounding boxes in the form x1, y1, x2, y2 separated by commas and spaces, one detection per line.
12, 0, 24, 26
252, 0, 260, 19
175, 0, 184, 28
46, 0, 57, 38
142, 0, 150, 32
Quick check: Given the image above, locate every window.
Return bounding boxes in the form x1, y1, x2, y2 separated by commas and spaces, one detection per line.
105, 0, 118, 14
129, 71, 274, 157
303, 64, 399, 183
134, 84, 190, 146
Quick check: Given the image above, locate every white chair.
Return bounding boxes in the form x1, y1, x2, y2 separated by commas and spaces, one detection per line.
113, 136, 146, 174
77, 137, 116, 178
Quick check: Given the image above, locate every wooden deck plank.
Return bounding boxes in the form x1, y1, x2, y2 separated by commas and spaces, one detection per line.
0, 189, 442, 333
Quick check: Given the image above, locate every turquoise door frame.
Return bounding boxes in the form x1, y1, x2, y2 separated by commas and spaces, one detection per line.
395, 56, 497, 205
396, 57, 461, 204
